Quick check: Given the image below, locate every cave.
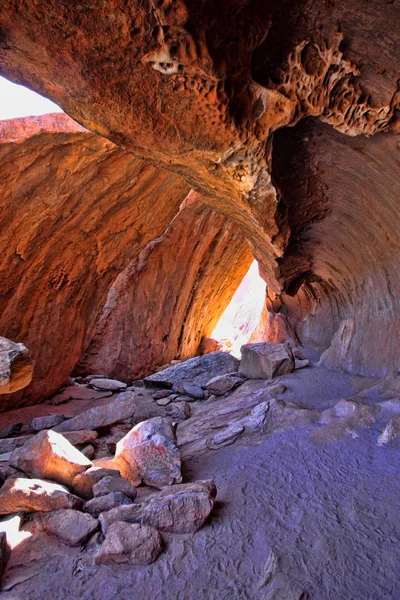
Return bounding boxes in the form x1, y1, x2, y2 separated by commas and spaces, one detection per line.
0, 1, 400, 598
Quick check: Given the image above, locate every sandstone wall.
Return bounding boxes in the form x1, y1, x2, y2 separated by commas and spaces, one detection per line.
0, 115, 189, 410
77, 192, 252, 380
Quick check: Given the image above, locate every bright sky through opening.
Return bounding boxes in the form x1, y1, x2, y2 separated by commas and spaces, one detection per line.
0, 76, 62, 120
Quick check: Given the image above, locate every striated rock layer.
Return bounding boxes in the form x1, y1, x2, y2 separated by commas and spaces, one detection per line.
77, 192, 252, 380
0, 115, 189, 411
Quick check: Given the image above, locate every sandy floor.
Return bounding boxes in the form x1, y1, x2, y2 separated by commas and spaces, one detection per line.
2, 363, 400, 600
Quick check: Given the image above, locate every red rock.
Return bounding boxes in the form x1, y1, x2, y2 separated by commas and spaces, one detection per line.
198, 337, 223, 355
95, 522, 162, 566
112, 417, 181, 489
0, 478, 83, 514
0, 115, 188, 412
77, 195, 251, 381
51, 386, 112, 406
9, 430, 92, 487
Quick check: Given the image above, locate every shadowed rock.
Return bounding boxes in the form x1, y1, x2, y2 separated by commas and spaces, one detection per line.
42, 509, 98, 546
54, 392, 135, 432
99, 480, 216, 534
95, 522, 162, 565
239, 343, 294, 380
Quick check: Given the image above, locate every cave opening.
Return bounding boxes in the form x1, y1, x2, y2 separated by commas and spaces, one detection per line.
211, 259, 268, 357
0, 76, 62, 119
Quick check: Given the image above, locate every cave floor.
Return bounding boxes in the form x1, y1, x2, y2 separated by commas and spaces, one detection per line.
2, 363, 400, 600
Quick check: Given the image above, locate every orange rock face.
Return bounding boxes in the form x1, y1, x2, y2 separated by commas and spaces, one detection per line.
1, 1, 400, 384
77, 192, 252, 380
0, 115, 189, 411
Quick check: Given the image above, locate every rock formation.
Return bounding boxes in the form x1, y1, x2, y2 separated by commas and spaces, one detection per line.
1, 0, 400, 380
76, 192, 252, 380
0, 114, 189, 410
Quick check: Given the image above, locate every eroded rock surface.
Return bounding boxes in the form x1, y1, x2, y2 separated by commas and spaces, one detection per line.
0, 115, 188, 411
0, 337, 34, 395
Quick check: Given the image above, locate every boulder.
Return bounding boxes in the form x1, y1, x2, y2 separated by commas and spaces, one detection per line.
51, 386, 112, 405
100, 480, 216, 534
95, 522, 162, 565
54, 391, 135, 432
89, 378, 127, 391
239, 343, 294, 379
198, 337, 223, 355
205, 372, 246, 396
42, 509, 98, 546
29, 414, 65, 432
144, 352, 239, 388
0, 337, 34, 394
165, 401, 191, 420
113, 417, 181, 488
0, 478, 83, 514
9, 430, 92, 487
173, 382, 204, 399
93, 476, 137, 500
84, 492, 133, 516
72, 466, 121, 500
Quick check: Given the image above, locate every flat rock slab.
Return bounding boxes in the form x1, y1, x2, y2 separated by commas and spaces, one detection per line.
51, 385, 112, 405
145, 352, 239, 388
239, 343, 294, 379
173, 382, 204, 399
84, 491, 133, 516
30, 414, 65, 432
72, 466, 121, 499
10, 429, 92, 487
0, 478, 82, 514
205, 372, 246, 396
43, 509, 98, 546
54, 391, 135, 432
113, 417, 181, 488
100, 479, 216, 534
89, 378, 127, 391
96, 522, 162, 565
